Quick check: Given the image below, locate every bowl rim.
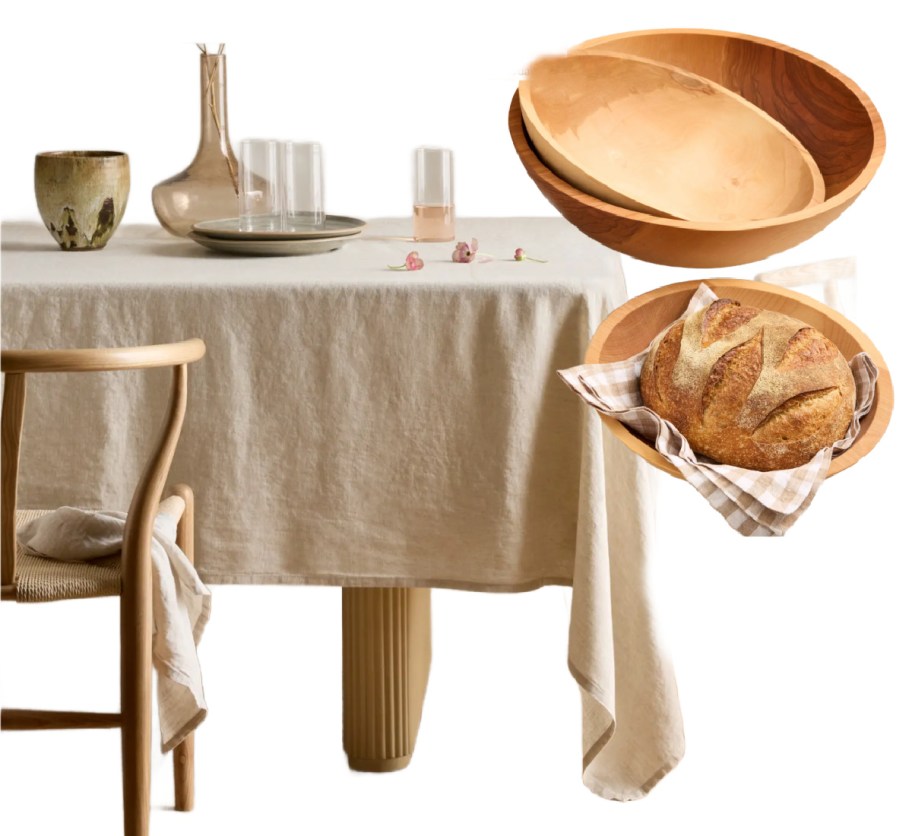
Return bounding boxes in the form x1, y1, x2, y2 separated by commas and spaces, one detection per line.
514, 27, 885, 232
35, 151, 128, 159
583, 277, 894, 479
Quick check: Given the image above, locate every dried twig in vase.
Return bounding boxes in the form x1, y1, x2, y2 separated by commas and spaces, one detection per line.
199, 43, 238, 194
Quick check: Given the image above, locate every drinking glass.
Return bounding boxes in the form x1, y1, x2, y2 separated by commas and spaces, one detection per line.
283, 141, 324, 230
413, 147, 454, 242
239, 139, 281, 231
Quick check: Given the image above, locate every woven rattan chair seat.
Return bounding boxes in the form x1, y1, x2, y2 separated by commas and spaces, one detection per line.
13, 509, 121, 602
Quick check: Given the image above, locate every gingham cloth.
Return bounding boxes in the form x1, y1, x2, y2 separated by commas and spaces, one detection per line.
558, 284, 879, 536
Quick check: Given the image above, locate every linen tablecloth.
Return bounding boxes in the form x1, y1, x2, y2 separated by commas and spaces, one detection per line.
1, 217, 684, 799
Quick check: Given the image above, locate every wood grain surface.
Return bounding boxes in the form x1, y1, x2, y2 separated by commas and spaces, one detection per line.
520, 52, 823, 222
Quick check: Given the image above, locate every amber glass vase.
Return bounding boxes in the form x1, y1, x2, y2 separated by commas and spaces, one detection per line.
152, 53, 239, 236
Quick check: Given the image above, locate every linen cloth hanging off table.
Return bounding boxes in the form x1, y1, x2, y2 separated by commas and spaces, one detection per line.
2, 218, 683, 799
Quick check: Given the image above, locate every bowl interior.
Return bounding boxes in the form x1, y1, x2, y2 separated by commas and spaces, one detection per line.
520, 52, 824, 223
585, 278, 892, 478
572, 30, 883, 199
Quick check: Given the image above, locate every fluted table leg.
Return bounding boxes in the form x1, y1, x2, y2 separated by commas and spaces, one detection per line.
342, 587, 432, 772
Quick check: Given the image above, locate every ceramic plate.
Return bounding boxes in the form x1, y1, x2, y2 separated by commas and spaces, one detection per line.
188, 230, 361, 256
192, 215, 366, 241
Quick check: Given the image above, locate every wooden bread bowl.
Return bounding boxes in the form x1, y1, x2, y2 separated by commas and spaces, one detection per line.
584, 279, 893, 479
519, 52, 824, 222
509, 29, 885, 267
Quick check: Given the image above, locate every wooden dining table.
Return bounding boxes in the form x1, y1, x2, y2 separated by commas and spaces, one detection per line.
1, 217, 685, 800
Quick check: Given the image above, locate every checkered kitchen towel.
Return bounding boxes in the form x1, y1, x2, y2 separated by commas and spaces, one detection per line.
559, 284, 878, 536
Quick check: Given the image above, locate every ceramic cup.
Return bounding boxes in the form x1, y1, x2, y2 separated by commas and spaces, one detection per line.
34, 151, 130, 250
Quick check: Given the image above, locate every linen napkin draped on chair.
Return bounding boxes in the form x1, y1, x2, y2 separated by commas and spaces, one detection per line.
17, 497, 211, 751
558, 283, 878, 536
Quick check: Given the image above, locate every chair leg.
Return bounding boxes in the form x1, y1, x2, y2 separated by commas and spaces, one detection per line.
171, 484, 195, 812
121, 570, 153, 836
173, 734, 195, 812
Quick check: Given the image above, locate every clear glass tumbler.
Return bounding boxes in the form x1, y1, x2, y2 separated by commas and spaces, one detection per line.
413, 147, 454, 242
239, 138, 281, 231
283, 141, 325, 230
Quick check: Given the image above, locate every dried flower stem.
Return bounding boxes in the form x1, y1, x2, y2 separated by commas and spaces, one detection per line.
202, 48, 238, 195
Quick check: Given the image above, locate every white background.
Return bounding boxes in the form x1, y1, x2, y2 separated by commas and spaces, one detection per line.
2, 2, 910, 835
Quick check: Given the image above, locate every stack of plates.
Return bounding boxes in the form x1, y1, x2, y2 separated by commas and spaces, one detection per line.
189, 215, 366, 256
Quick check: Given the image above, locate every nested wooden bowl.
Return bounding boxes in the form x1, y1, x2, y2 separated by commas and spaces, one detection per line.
509, 29, 885, 268
584, 278, 893, 479
519, 52, 824, 223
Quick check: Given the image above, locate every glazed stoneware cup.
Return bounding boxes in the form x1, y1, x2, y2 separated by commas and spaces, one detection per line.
34, 151, 130, 250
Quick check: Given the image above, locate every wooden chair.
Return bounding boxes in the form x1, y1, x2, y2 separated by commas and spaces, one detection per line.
0, 339, 206, 836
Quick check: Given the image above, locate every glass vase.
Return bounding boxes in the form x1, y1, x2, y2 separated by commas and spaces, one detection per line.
152, 52, 239, 237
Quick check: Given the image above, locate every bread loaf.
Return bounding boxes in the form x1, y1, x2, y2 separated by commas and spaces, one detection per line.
639, 298, 855, 470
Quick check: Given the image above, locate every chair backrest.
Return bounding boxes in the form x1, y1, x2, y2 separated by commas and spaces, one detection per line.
1, 339, 206, 593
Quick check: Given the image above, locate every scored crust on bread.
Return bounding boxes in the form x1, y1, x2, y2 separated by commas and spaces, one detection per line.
639, 298, 856, 470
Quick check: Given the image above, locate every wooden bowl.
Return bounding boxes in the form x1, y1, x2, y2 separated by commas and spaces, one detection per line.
509, 29, 885, 268
584, 278, 893, 479
519, 52, 824, 223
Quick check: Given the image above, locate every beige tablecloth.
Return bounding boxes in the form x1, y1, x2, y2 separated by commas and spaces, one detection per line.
1, 217, 684, 799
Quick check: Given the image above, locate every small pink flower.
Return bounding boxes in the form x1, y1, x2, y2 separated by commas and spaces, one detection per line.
514, 247, 547, 263
452, 238, 479, 263
388, 250, 424, 271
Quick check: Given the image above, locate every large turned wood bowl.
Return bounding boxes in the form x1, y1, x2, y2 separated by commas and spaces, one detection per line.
509, 29, 885, 268
519, 52, 824, 223
584, 279, 893, 479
